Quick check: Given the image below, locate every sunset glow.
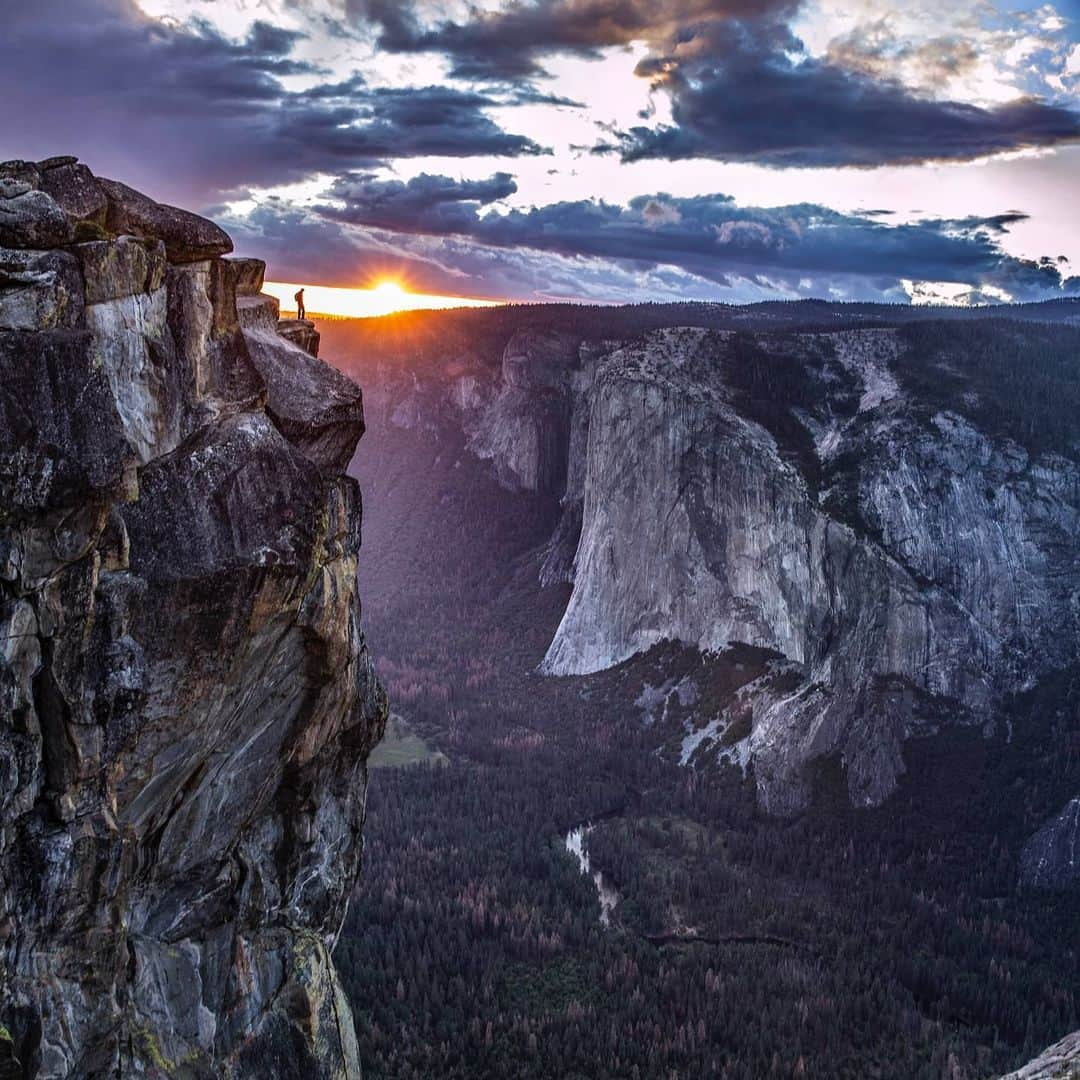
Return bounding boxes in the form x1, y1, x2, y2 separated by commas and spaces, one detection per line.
263, 280, 500, 320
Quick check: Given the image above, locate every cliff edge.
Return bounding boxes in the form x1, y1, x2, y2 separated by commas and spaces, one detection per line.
0, 157, 386, 1077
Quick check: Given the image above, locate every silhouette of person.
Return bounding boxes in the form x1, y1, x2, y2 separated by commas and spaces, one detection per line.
294, 288, 306, 320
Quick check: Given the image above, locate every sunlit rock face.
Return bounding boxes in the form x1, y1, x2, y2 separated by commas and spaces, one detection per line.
0, 157, 386, 1078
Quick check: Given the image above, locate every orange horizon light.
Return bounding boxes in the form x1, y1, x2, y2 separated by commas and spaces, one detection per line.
263, 279, 500, 320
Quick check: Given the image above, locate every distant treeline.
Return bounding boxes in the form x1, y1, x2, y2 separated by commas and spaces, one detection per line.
322, 298, 1080, 462
895, 320, 1080, 458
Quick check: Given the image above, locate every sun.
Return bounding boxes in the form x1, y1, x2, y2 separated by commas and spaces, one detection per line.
263, 279, 500, 319
372, 279, 406, 299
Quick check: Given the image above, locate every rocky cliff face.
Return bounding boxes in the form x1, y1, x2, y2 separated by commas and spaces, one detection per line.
0, 158, 386, 1077
366, 322, 1079, 815
999, 1029, 1080, 1079
540, 327, 1080, 813
1020, 798, 1080, 890
466, 329, 578, 495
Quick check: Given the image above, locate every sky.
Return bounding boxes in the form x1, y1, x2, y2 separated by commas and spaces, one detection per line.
2, 0, 1079, 306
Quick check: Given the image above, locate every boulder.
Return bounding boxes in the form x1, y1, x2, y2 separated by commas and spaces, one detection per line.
0, 187, 73, 249
237, 292, 280, 335
123, 411, 324, 581
98, 177, 232, 263
242, 321, 364, 473
85, 285, 181, 464
38, 162, 108, 226
166, 259, 265, 417
0, 160, 42, 188
0, 180, 31, 200
0, 247, 84, 330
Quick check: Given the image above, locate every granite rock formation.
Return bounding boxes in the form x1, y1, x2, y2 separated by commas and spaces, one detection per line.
539, 328, 1080, 813
0, 158, 386, 1077
367, 323, 1079, 815
466, 329, 577, 495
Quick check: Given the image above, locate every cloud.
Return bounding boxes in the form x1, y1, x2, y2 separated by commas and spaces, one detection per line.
0, 0, 545, 204
314, 85, 547, 160
355, 0, 1080, 167
326, 172, 519, 232
351, 0, 796, 79
229, 172, 1073, 303
8, 0, 1077, 306
603, 17, 1080, 167
221, 195, 705, 303
823, 22, 981, 89
344, 0, 422, 51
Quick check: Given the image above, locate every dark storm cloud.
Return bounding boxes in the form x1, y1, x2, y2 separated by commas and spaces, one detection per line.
303, 174, 1071, 300
350, 0, 797, 79
355, 0, 1080, 167
277, 86, 547, 165
604, 19, 1080, 167
343, 0, 427, 51
0, 0, 544, 204
327, 172, 519, 231
223, 196, 757, 303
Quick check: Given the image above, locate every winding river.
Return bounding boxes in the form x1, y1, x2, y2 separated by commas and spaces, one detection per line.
564, 825, 620, 927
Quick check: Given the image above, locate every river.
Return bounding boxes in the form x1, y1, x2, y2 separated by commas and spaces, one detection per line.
564, 825, 620, 927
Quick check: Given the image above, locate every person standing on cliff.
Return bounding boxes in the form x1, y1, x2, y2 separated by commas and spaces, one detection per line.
294, 287, 306, 320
